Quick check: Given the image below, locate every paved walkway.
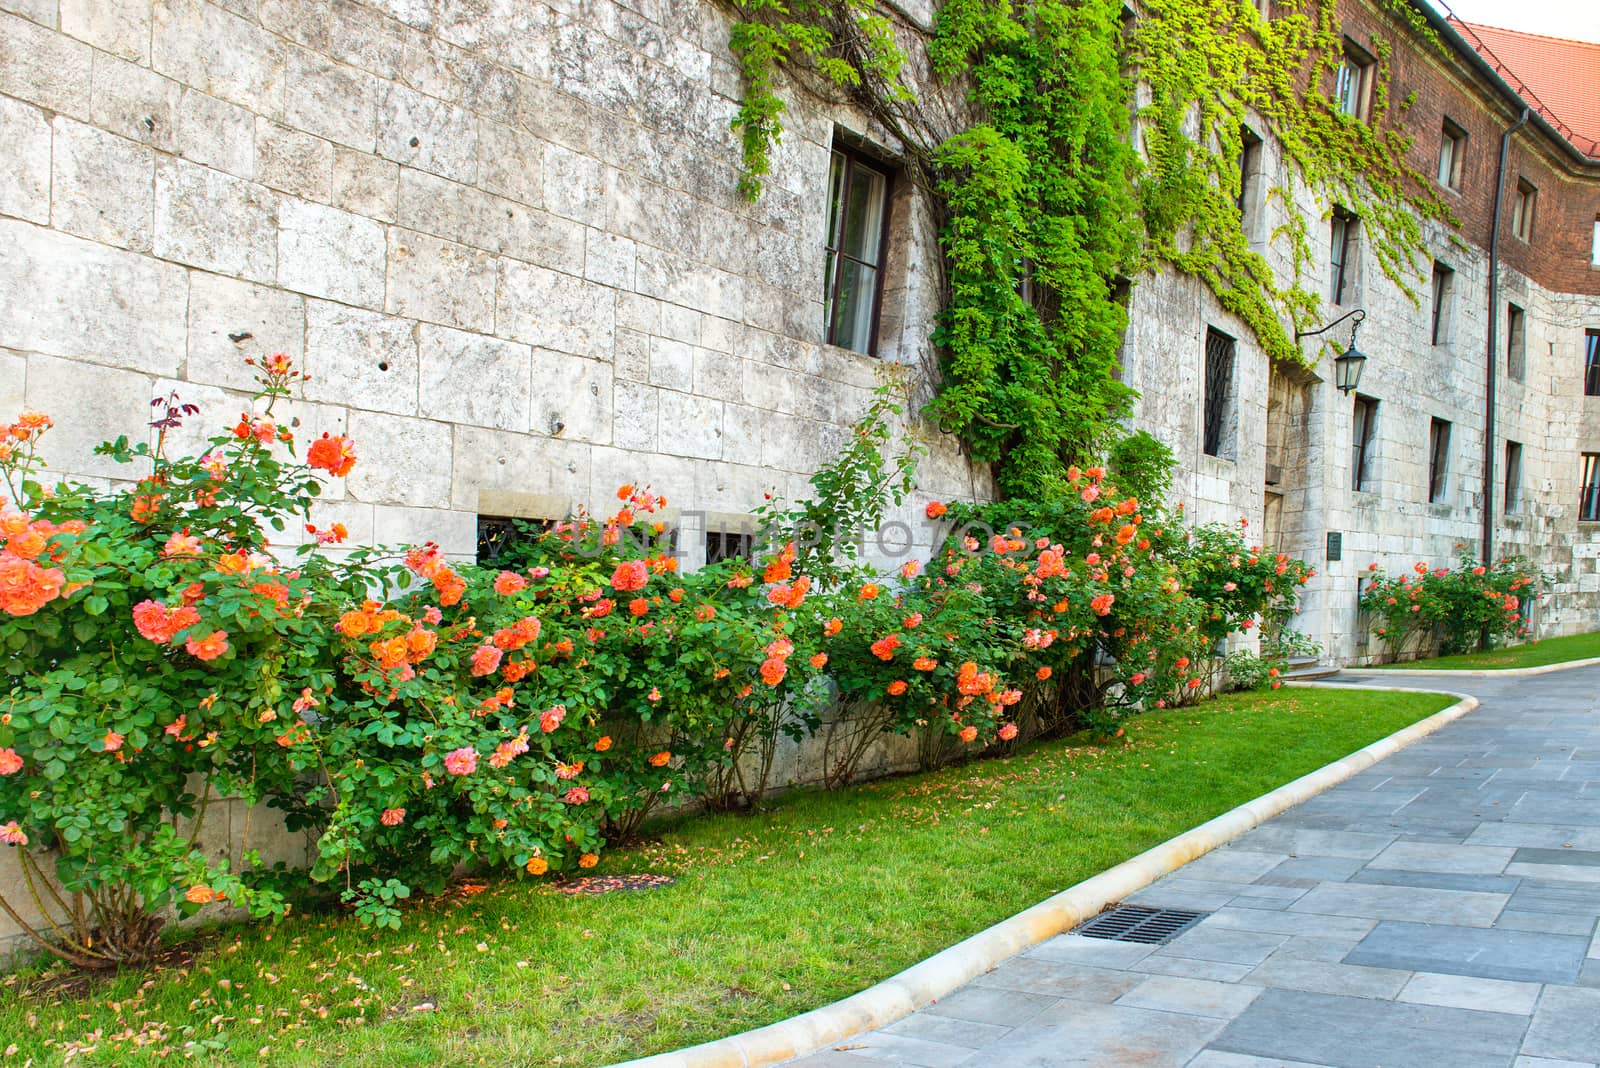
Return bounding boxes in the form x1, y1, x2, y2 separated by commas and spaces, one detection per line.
786, 665, 1600, 1068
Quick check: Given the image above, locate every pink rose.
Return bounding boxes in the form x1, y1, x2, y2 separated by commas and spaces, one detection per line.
563, 785, 590, 804
444, 747, 478, 776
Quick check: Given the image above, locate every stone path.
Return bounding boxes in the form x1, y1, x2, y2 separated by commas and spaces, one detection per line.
785, 665, 1600, 1068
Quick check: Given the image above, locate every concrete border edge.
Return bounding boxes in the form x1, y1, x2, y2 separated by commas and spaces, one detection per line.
606, 688, 1479, 1068
1359, 654, 1600, 677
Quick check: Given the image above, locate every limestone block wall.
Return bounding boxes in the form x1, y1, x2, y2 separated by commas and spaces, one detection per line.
0, 0, 993, 960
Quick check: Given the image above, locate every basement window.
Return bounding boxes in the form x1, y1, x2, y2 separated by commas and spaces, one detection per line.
477, 515, 555, 565
705, 528, 755, 565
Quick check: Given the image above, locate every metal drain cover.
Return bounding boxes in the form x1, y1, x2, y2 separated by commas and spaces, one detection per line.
1071, 904, 1206, 944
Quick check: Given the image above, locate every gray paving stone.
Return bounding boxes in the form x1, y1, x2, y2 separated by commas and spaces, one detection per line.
1209, 988, 1528, 1068
825, 1031, 975, 1068
1344, 920, 1587, 984
1025, 934, 1155, 969
1131, 955, 1258, 982
1231, 827, 1397, 859
1114, 974, 1263, 1019
1287, 882, 1509, 927
923, 985, 1056, 1028
968, 957, 1146, 1002
1187, 1054, 1334, 1068
1370, 841, 1515, 874
1513, 1056, 1597, 1068
1156, 927, 1289, 966
786, 1053, 881, 1067
1507, 880, 1600, 917
1199, 907, 1376, 941
1268, 935, 1367, 963
1507, 862, 1600, 884
1178, 850, 1292, 884
1245, 956, 1412, 999
1495, 911, 1600, 937
880, 1013, 1011, 1049
1397, 971, 1542, 1015
1469, 825, 1600, 851
1347, 868, 1524, 894
1522, 986, 1600, 1062
1257, 856, 1365, 886
972, 1000, 1225, 1066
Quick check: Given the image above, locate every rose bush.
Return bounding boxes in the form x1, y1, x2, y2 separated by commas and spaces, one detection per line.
1360, 552, 1538, 660
1, 359, 1318, 963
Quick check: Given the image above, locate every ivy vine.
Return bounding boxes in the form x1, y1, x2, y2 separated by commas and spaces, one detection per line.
718, 0, 1459, 498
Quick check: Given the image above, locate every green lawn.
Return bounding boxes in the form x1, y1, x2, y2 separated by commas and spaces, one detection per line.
0, 687, 1454, 1067
1369, 630, 1600, 671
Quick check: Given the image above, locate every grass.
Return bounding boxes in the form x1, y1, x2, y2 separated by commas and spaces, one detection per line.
0, 686, 1454, 1067
1369, 630, 1600, 671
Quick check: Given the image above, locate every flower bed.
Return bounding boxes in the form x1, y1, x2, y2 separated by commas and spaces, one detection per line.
0, 357, 1312, 967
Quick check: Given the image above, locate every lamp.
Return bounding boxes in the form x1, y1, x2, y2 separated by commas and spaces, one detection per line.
1296, 309, 1368, 395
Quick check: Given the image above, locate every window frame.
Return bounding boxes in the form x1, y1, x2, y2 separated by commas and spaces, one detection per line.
1583, 453, 1600, 523
1510, 178, 1537, 242
1430, 262, 1454, 347
1504, 440, 1523, 514
1428, 417, 1452, 504
1351, 393, 1377, 492
1333, 39, 1374, 120
1586, 329, 1600, 397
1330, 208, 1357, 306
1202, 327, 1236, 459
1506, 303, 1525, 382
822, 141, 895, 357
1592, 217, 1600, 267
1437, 119, 1466, 190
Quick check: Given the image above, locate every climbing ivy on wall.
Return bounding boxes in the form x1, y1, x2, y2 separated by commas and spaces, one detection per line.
718, 0, 1457, 498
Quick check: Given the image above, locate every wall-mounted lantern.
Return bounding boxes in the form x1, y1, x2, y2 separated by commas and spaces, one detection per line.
1296, 308, 1367, 394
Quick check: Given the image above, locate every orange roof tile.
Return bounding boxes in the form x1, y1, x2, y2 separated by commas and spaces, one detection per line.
1452, 19, 1600, 158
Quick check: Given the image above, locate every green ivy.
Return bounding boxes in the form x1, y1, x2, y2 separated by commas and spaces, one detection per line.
721, 0, 1458, 497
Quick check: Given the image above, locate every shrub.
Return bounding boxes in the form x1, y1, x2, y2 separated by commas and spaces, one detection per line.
0, 361, 351, 966
1360, 553, 1538, 660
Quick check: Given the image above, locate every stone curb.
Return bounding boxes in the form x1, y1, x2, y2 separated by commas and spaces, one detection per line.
606, 688, 1480, 1068
1358, 654, 1600, 678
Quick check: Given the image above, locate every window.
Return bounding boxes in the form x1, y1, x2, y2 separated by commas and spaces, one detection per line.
1586, 330, 1600, 396
1202, 327, 1236, 458
1511, 178, 1536, 241
1333, 40, 1373, 119
1237, 128, 1262, 223
1351, 394, 1377, 491
476, 514, 554, 564
1592, 217, 1600, 266
1430, 262, 1454, 346
1504, 440, 1523, 513
1583, 453, 1600, 522
1506, 303, 1525, 382
1428, 418, 1451, 503
823, 144, 892, 355
705, 528, 754, 565
1437, 120, 1466, 189
1330, 209, 1357, 305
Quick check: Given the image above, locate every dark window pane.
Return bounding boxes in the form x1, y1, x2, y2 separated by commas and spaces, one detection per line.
830, 259, 879, 354
1429, 419, 1451, 503
1585, 331, 1600, 397
1203, 329, 1235, 457
1505, 441, 1522, 512
840, 164, 887, 264
1583, 454, 1600, 522
1352, 396, 1375, 491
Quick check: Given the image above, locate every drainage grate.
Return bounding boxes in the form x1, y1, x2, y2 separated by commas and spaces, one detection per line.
1071, 905, 1206, 944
